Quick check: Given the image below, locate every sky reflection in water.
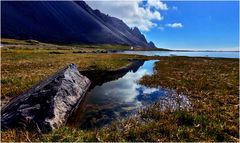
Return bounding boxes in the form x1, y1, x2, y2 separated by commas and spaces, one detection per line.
87, 60, 163, 109
75, 60, 189, 129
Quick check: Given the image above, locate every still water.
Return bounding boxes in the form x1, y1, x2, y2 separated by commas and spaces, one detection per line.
69, 60, 190, 129
117, 51, 239, 59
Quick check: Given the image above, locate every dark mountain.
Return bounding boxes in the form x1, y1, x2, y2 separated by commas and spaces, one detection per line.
1, 1, 156, 48
148, 41, 156, 48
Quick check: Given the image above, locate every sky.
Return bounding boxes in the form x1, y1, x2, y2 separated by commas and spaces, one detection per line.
86, 0, 239, 51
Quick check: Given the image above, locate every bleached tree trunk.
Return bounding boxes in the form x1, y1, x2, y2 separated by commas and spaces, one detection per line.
1, 64, 91, 132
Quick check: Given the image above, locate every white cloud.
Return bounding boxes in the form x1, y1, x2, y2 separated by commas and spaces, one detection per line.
166, 23, 183, 28
147, 0, 168, 10
158, 26, 165, 31
86, 0, 168, 31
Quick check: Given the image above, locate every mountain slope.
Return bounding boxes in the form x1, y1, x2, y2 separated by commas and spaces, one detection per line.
1, 1, 156, 48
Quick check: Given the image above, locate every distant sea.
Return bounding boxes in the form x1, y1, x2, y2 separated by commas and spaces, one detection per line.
117, 51, 240, 59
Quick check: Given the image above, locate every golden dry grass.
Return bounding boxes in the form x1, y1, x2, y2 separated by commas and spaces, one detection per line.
139, 56, 239, 141
1, 47, 145, 99
1, 41, 239, 142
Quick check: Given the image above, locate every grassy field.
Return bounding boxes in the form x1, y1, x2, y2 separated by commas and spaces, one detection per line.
1, 48, 148, 100
138, 57, 239, 141
1, 40, 239, 142
1, 38, 168, 51
1, 38, 130, 51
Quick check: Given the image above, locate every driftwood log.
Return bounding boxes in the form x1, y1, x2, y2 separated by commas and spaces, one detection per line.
1, 64, 91, 132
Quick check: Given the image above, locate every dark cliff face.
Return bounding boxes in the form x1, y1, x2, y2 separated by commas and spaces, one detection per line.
1, 1, 156, 48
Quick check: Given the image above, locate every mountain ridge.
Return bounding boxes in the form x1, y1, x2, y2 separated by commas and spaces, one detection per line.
2, 1, 157, 48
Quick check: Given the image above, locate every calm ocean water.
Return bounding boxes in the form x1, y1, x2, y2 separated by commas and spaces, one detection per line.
117, 51, 239, 59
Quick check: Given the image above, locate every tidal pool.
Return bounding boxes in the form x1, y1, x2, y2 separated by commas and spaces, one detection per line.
68, 60, 190, 129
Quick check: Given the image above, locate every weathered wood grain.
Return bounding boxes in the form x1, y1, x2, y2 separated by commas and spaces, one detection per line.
1, 64, 91, 132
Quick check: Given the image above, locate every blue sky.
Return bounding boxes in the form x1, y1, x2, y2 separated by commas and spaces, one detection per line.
144, 1, 239, 50
87, 1, 239, 51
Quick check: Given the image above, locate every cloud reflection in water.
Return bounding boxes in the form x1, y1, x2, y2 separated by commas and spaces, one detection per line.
88, 60, 160, 107
77, 60, 190, 129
